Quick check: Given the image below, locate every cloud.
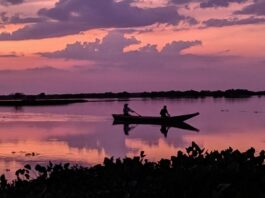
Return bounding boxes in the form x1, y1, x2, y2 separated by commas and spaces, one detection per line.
23, 66, 64, 73
170, 0, 247, 8
170, 0, 193, 5
8, 14, 45, 24
200, 0, 247, 8
0, 54, 18, 58
0, 66, 63, 74
0, 31, 264, 93
184, 16, 199, 25
0, 12, 45, 24
203, 16, 265, 27
0, 12, 8, 23
39, 31, 202, 68
0, 0, 185, 40
161, 40, 202, 54
40, 31, 141, 60
234, 0, 265, 16
0, 52, 23, 57
0, 0, 24, 6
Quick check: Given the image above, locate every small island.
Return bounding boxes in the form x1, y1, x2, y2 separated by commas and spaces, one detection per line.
0, 99, 87, 106
0, 93, 87, 106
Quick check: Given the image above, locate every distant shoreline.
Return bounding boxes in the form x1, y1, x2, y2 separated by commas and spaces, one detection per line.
0, 99, 87, 106
1, 89, 265, 100
0, 89, 263, 106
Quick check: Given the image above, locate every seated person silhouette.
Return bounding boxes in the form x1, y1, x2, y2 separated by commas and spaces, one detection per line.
160, 105, 170, 118
123, 104, 135, 116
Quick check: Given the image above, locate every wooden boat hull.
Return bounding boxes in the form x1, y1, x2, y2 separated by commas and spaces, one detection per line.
112, 112, 199, 125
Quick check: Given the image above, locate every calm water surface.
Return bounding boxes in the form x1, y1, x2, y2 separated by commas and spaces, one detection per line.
0, 97, 265, 180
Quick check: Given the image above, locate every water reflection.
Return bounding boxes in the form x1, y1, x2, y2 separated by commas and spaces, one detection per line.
160, 125, 170, 137
123, 123, 136, 135
0, 97, 264, 180
0, 112, 104, 122
125, 138, 182, 161
114, 122, 199, 137
0, 140, 106, 164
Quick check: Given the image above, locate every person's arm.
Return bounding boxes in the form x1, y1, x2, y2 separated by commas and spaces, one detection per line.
129, 108, 135, 113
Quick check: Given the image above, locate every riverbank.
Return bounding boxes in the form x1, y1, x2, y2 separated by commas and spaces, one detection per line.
1, 142, 264, 198
0, 99, 87, 106
0, 89, 264, 106
0, 89, 265, 102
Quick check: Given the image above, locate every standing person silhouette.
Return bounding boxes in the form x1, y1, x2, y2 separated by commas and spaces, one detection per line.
160, 105, 170, 118
123, 104, 135, 116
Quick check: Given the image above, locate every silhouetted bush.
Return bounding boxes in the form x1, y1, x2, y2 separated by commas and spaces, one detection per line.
1, 142, 265, 197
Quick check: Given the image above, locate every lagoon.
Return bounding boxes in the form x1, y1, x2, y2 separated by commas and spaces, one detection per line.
0, 97, 264, 180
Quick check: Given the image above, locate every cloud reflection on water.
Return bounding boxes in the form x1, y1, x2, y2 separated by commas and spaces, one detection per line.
0, 97, 265, 181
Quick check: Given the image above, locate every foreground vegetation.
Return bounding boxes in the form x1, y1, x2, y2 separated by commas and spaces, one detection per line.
1, 142, 265, 198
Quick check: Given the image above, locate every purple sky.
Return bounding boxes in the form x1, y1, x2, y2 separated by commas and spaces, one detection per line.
0, 0, 264, 94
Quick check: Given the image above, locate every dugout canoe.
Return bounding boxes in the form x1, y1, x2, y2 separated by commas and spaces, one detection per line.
112, 112, 199, 125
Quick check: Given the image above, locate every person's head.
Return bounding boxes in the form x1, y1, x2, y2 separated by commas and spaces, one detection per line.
124, 104, 128, 107
163, 105, 167, 109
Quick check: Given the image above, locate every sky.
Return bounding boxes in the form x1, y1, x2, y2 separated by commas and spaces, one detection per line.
0, 0, 264, 94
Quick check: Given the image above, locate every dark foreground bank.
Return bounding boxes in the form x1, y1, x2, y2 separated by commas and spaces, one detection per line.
1, 142, 265, 198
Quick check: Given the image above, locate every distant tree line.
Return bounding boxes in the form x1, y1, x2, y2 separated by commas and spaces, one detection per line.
0, 89, 265, 100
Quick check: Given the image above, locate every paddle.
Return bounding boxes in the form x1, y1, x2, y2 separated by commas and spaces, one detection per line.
133, 111, 142, 117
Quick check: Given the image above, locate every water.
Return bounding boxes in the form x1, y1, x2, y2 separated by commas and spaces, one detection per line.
0, 97, 265, 180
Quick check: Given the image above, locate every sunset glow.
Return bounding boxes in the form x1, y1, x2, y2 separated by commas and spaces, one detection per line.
0, 0, 264, 93
1, 1, 265, 193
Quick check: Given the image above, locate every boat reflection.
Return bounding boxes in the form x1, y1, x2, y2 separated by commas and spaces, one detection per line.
113, 121, 199, 137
